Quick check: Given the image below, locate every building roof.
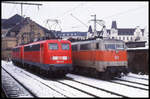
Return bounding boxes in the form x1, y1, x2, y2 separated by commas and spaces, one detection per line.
57, 31, 87, 36
2, 14, 24, 29
111, 21, 117, 29
4, 14, 55, 38
118, 28, 135, 35
1, 19, 7, 24
111, 21, 145, 35
141, 29, 144, 33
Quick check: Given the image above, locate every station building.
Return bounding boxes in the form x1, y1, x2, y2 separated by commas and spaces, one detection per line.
1, 14, 54, 60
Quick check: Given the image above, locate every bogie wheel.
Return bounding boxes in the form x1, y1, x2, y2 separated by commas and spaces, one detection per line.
100, 71, 112, 80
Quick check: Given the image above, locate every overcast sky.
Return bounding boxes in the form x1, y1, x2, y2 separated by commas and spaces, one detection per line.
1, 1, 149, 32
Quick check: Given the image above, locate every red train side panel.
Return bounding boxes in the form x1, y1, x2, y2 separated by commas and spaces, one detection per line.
12, 40, 73, 75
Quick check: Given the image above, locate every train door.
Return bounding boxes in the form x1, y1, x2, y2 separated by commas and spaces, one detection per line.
40, 44, 44, 64
91, 43, 96, 66
22, 46, 24, 67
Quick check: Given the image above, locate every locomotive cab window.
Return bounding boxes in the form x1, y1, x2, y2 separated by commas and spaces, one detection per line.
105, 44, 116, 50
49, 43, 58, 50
116, 44, 124, 49
61, 43, 69, 50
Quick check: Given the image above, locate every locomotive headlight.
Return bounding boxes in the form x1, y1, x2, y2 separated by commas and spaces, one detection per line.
52, 56, 58, 60
62, 56, 67, 60
52, 56, 68, 60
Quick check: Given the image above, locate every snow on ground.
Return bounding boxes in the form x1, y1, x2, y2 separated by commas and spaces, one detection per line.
128, 72, 149, 79
59, 79, 121, 98
112, 79, 148, 90
2, 61, 149, 98
2, 61, 64, 97
117, 75, 149, 85
2, 69, 34, 97
66, 74, 149, 97
2, 61, 93, 97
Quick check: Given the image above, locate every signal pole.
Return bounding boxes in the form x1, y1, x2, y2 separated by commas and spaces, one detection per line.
90, 14, 97, 36
91, 15, 96, 33
90, 14, 105, 37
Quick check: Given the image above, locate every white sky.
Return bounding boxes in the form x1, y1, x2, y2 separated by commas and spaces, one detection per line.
1, 1, 149, 32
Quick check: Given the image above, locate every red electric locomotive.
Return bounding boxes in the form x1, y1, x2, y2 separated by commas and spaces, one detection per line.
12, 40, 73, 77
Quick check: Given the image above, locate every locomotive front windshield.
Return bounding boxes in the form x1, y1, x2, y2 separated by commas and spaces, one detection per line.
105, 44, 124, 50
116, 44, 124, 49
49, 43, 58, 50
61, 43, 70, 50
105, 44, 116, 50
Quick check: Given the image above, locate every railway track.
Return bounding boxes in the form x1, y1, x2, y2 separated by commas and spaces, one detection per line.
110, 80, 148, 91
5, 64, 120, 98
114, 77, 148, 86
2, 64, 65, 97
126, 75, 148, 81
2, 68, 36, 98
2, 61, 149, 98
66, 74, 149, 97
58, 78, 126, 97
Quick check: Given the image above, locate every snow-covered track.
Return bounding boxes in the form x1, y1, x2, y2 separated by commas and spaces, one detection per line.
2, 62, 66, 97
2, 61, 93, 97
126, 75, 149, 81
57, 80, 101, 98
127, 73, 149, 80
2, 61, 149, 98
59, 78, 126, 98
2, 68, 36, 98
66, 74, 149, 97
17, 71, 93, 97
110, 80, 148, 91
114, 77, 148, 86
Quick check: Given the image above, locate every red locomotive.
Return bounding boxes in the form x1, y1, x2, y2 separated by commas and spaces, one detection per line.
12, 40, 73, 77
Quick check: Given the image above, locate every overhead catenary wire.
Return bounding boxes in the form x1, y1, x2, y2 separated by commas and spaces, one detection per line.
101, 6, 146, 20
56, 3, 86, 20
44, 3, 86, 31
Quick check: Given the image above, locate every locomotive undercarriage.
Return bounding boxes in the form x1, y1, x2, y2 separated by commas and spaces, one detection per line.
72, 65, 129, 80
12, 59, 73, 78
100, 66, 129, 80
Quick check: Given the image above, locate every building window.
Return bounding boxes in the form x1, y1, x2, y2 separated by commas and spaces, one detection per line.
123, 37, 125, 40
127, 37, 129, 40
130, 37, 132, 40
119, 37, 121, 40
